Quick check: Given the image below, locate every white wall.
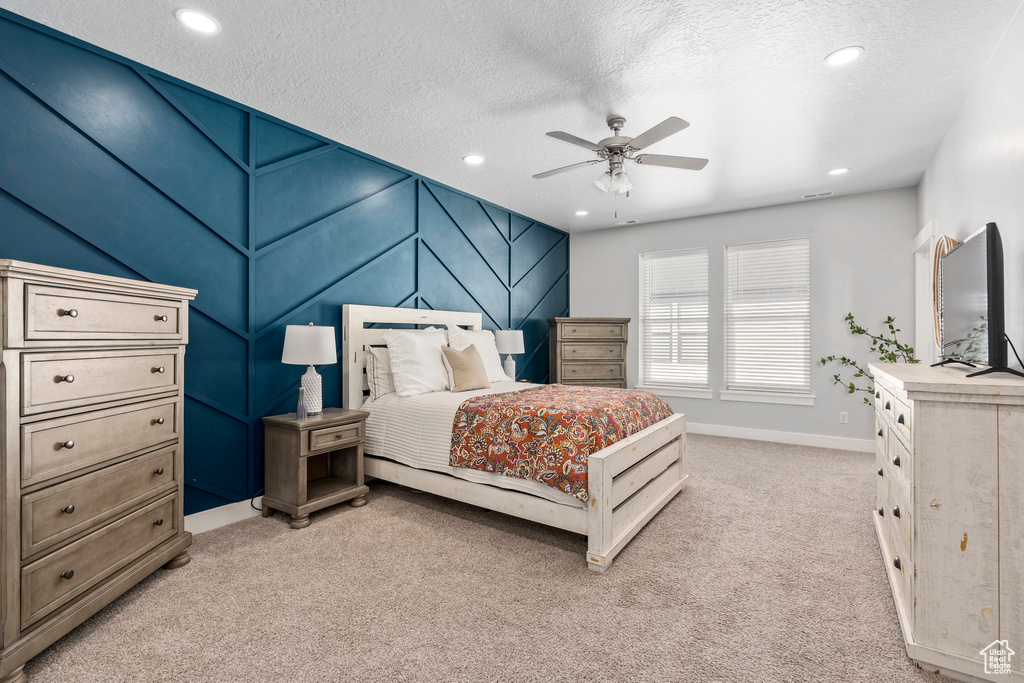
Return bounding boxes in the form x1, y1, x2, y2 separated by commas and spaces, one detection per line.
918, 2, 1024, 372
570, 187, 919, 442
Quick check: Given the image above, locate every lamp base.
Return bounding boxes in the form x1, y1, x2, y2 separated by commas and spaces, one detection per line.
503, 355, 516, 381
301, 366, 323, 415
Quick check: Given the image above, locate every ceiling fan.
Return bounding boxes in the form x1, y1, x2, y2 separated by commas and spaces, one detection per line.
533, 116, 708, 193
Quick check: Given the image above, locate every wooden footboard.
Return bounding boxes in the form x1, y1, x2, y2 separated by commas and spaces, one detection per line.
586, 414, 688, 572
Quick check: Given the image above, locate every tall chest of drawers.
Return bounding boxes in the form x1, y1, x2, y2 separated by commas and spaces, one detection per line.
0, 261, 196, 682
870, 363, 1024, 682
548, 317, 629, 388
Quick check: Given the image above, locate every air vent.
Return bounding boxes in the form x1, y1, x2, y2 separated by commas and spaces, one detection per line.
802, 191, 834, 200
614, 219, 639, 225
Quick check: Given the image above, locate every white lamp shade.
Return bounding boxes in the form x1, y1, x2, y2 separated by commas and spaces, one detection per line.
281, 324, 337, 366
494, 329, 525, 355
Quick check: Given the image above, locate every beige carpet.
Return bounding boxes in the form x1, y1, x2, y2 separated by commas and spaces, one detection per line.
25, 435, 943, 683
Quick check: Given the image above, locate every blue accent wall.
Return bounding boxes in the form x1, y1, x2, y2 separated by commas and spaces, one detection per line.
0, 11, 569, 515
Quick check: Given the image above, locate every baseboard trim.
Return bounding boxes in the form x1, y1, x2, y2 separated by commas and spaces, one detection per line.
687, 422, 874, 452
184, 497, 262, 535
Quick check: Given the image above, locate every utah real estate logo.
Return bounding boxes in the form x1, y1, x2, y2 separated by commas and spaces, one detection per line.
980, 640, 1015, 675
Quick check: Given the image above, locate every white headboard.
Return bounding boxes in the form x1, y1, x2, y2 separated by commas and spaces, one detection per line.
342, 304, 482, 409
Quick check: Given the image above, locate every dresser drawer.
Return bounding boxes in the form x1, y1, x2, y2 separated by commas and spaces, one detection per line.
560, 342, 624, 361
874, 411, 888, 458
308, 423, 362, 454
893, 397, 913, 447
22, 348, 179, 416
888, 431, 912, 496
21, 398, 178, 487
560, 362, 625, 381
558, 322, 627, 341
879, 387, 896, 423
561, 379, 627, 388
21, 494, 177, 628
22, 446, 176, 559
25, 285, 183, 342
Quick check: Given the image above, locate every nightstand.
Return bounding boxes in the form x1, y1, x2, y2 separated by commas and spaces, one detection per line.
261, 407, 370, 529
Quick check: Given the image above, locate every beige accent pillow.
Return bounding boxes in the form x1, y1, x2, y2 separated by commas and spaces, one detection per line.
441, 344, 491, 392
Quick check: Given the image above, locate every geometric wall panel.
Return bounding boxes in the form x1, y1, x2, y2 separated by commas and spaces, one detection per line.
0, 10, 569, 514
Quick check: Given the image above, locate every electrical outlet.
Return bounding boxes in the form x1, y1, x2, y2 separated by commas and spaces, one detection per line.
839, 411, 849, 424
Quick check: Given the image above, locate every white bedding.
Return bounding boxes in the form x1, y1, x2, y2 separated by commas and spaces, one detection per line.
362, 382, 585, 508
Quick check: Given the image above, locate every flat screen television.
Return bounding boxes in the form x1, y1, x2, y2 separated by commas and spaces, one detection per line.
938, 222, 1005, 369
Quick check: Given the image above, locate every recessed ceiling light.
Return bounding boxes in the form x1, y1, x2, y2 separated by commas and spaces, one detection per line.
463, 155, 485, 165
574, 210, 589, 217
175, 9, 221, 34
828, 167, 850, 175
824, 46, 863, 67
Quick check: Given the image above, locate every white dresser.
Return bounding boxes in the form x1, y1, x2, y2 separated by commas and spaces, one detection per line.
0, 261, 196, 683
871, 363, 1024, 682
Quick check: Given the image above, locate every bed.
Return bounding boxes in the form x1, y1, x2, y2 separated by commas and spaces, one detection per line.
342, 304, 688, 572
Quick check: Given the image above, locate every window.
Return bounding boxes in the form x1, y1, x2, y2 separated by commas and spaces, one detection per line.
724, 238, 811, 396
639, 248, 709, 390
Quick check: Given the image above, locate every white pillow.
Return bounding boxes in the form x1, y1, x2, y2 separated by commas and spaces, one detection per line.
366, 346, 396, 401
382, 328, 449, 397
446, 325, 513, 383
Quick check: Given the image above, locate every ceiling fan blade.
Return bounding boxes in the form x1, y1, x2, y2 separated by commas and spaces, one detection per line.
634, 153, 708, 171
627, 117, 690, 151
532, 159, 602, 179
546, 131, 605, 152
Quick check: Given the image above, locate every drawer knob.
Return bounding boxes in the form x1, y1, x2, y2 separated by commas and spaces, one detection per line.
58, 374, 75, 384
154, 518, 164, 526
893, 506, 901, 518
893, 454, 901, 467
893, 557, 901, 570
61, 569, 75, 580
885, 401, 891, 410
897, 414, 905, 425
875, 391, 880, 398
61, 504, 75, 514
877, 468, 883, 477
156, 314, 169, 322
154, 467, 165, 475
60, 308, 79, 318
878, 506, 884, 517
877, 429, 883, 437
153, 417, 165, 425
61, 440, 75, 449
153, 366, 166, 374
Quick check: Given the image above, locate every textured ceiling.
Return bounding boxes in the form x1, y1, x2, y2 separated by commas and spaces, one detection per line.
2, 0, 1021, 231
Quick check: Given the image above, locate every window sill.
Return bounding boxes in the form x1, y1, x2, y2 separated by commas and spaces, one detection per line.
719, 390, 816, 406
636, 385, 713, 400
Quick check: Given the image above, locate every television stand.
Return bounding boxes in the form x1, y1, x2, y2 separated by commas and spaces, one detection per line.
930, 358, 976, 369
966, 365, 1024, 379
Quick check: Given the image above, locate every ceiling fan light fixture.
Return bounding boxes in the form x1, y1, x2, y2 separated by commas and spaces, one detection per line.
824, 46, 863, 67
594, 173, 613, 192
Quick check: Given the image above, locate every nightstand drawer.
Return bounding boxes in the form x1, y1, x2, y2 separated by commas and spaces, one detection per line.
25, 285, 183, 342
21, 399, 178, 487
21, 494, 177, 628
308, 422, 363, 453
560, 342, 624, 361
561, 362, 625, 381
22, 348, 179, 416
22, 446, 176, 558
559, 322, 627, 341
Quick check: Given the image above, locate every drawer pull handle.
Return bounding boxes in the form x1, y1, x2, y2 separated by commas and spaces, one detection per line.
893, 557, 901, 570
61, 504, 75, 514
153, 417, 165, 425
58, 374, 75, 384
61, 440, 75, 449
893, 506, 901, 518
893, 455, 901, 467
153, 366, 166, 374
875, 391, 880, 398
877, 429, 883, 437
885, 401, 891, 410
156, 314, 169, 322
877, 468, 883, 477
878, 507, 884, 517
60, 308, 79, 318
897, 414, 905, 425
154, 467, 165, 476
154, 518, 164, 526
61, 570, 75, 580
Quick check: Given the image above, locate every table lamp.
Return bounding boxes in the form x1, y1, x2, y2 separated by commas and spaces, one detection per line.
282, 323, 337, 415
494, 329, 525, 380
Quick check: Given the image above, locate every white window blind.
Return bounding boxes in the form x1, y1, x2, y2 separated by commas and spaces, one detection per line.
725, 238, 811, 394
639, 248, 709, 388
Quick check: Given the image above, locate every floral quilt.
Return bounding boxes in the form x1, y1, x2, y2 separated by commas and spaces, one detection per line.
449, 384, 674, 502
